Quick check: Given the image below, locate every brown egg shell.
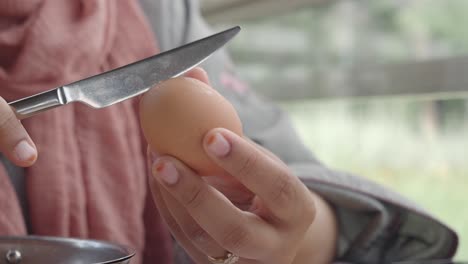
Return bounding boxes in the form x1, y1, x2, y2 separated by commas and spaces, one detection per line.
139, 77, 243, 176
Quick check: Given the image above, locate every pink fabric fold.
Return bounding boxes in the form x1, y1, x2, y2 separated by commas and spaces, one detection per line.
0, 1, 173, 263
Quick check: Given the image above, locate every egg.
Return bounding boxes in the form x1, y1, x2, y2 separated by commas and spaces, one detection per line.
139, 76, 243, 176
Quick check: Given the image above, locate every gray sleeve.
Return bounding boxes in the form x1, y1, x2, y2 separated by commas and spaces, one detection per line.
140, 0, 459, 263
292, 163, 458, 262
138, 0, 189, 52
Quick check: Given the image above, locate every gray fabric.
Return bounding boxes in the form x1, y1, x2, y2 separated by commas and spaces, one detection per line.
293, 164, 457, 262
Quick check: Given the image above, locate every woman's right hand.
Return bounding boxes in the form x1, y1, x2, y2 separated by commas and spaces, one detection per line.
0, 97, 37, 166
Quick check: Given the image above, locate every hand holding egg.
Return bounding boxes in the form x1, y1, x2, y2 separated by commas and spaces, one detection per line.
142, 68, 336, 264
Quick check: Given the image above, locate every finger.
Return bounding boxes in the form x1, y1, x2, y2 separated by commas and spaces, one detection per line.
202, 175, 254, 210
244, 136, 284, 165
148, 175, 210, 263
147, 146, 225, 256
203, 128, 316, 226
146, 146, 215, 262
157, 180, 227, 258
183, 67, 211, 86
152, 182, 258, 264
0, 97, 37, 166
147, 146, 249, 219
151, 156, 277, 258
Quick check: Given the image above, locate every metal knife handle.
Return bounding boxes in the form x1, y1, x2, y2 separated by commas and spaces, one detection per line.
8, 88, 66, 120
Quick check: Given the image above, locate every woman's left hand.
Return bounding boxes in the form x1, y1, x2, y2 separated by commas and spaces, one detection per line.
148, 127, 323, 264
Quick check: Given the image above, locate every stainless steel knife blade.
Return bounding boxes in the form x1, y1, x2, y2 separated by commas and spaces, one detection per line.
8, 26, 241, 119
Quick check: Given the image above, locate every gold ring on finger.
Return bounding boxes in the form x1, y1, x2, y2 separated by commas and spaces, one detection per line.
207, 251, 239, 264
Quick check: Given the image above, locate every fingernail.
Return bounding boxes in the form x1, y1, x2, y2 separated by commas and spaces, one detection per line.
206, 132, 230, 157
14, 140, 37, 163
153, 160, 179, 185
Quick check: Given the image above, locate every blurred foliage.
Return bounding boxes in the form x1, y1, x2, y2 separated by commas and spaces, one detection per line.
398, 0, 468, 52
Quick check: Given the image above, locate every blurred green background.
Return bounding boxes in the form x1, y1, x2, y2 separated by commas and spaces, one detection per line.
208, 0, 468, 260
281, 98, 468, 260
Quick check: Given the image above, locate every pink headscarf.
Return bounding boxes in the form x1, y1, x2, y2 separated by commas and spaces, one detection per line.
0, 1, 173, 263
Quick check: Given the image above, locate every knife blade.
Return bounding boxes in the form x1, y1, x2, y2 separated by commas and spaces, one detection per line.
8, 26, 241, 119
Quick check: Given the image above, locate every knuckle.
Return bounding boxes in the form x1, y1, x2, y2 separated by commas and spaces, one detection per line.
164, 215, 180, 232
297, 206, 315, 234
180, 185, 205, 210
186, 224, 210, 243
0, 109, 16, 131
235, 150, 258, 180
270, 172, 296, 205
0, 109, 20, 142
0, 97, 7, 108
302, 195, 317, 224
220, 223, 251, 251
0, 96, 20, 137
291, 189, 317, 231
298, 205, 316, 229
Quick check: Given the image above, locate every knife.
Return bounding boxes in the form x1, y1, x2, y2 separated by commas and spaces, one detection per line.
8, 26, 241, 119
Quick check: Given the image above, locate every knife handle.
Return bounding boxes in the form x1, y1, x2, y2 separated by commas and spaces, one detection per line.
8, 88, 65, 120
